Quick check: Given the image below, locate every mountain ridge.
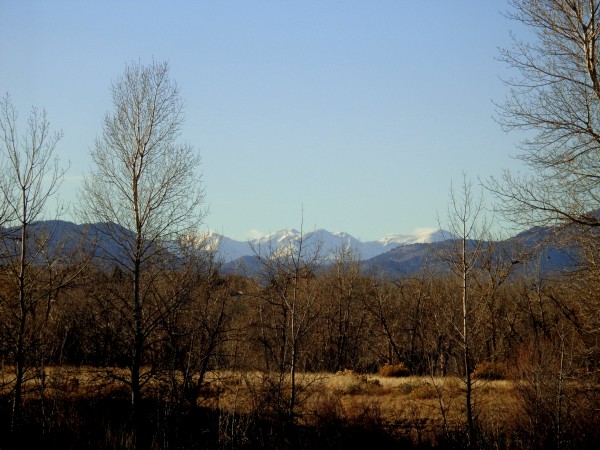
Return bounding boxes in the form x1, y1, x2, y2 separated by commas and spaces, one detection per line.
203, 227, 454, 262
4, 220, 577, 278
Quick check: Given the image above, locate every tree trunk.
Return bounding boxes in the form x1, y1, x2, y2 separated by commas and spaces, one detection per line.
462, 231, 475, 448
12, 191, 28, 430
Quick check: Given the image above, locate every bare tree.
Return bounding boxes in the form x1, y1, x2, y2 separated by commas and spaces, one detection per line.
492, 0, 600, 229
80, 61, 205, 418
159, 243, 247, 406
316, 247, 370, 372
0, 94, 68, 428
492, 1, 600, 420
250, 225, 323, 422
438, 175, 491, 448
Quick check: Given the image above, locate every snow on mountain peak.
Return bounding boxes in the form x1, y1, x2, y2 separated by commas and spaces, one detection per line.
205, 227, 451, 262
377, 227, 448, 246
252, 229, 301, 248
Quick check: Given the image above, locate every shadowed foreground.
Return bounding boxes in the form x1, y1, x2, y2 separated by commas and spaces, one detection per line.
1, 368, 599, 449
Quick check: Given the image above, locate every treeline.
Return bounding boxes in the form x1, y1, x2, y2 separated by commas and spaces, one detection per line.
0, 227, 599, 448
3, 233, 598, 379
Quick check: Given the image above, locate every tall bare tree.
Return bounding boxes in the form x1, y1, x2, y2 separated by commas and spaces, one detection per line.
316, 247, 370, 372
0, 94, 67, 428
492, 0, 600, 408
251, 226, 323, 422
438, 175, 491, 448
80, 61, 205, 417
492, 0, 600, 228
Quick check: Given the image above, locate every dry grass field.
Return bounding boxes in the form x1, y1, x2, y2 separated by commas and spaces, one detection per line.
1, 366, 518, 423
2, 365, 598, 449
194, 369, 520, 446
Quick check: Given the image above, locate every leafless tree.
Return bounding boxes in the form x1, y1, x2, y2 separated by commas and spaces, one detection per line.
492, 0, 600, 419
157, 242, 248, 406
79, 61, 205, 418
0, 94, 69, 428
438, 175, 492, 448
250, 225, 323, 422
315, 247, 370, 372
492, 0, 600, 229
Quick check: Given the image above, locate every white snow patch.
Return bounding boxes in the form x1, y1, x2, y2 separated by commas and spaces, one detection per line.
210, 227, 453, 262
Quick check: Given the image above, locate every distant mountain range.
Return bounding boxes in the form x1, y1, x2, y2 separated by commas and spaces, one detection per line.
2, 221, 580, 277
219, 225, 581, 277
204, 228, 454, 262
361, 226, 580, 277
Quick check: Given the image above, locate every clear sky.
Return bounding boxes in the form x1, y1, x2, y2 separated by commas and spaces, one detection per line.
0, 1, 528, 241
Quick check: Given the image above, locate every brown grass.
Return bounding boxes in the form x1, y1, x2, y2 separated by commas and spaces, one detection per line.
198, 370, 520, 444
1, 366, 520, 443
379, 362, 410, 377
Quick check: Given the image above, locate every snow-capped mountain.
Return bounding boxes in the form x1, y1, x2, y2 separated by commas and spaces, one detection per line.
204, 228, 454, 263
9, 221, 574, 277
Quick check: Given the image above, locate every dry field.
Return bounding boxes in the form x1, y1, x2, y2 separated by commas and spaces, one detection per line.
3, 365, 600, 449
198, 369, 520, 444
1, 365, 520, 445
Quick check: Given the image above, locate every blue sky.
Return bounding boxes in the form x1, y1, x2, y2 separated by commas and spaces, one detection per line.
1, 1, 527, 241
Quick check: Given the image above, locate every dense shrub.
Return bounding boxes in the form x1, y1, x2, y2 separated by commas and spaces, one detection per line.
379, 362, 410, 377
